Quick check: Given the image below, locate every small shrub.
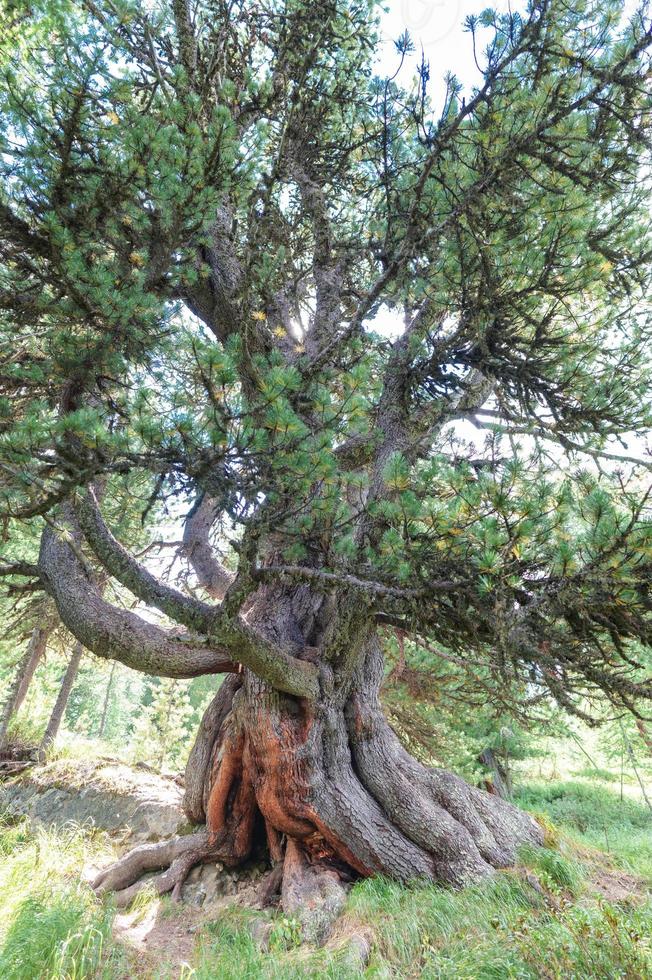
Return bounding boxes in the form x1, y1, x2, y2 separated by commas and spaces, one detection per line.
268, 916, 302, 951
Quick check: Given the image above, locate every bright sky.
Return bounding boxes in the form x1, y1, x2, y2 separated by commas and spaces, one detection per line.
377, 0, 641, 84
377, 0, 522, 85
371, 0, 526, 340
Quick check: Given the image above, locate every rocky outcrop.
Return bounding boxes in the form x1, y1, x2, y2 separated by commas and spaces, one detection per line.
0, 755, 282, 974
0, 754, 272, 909
0, 757, 189, 842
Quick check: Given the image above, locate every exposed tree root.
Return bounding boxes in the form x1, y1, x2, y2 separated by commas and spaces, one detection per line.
92, 641, 543, 927
345, 641, 543, 884
93, 832, 221, 908
257, 861, 284, 908
281, 838, 348, 944
183, 675, 241, 824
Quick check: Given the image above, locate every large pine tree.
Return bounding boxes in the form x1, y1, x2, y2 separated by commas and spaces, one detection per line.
1, 0, 651, 912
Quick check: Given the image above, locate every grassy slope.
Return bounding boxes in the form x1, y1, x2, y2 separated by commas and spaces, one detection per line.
0, 780, 651, 980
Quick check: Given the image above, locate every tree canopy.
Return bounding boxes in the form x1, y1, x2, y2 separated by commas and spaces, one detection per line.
1, 0, 652, 720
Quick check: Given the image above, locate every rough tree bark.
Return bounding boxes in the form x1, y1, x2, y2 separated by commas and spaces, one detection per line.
33, 457, 545, 937
91, 580, 543, 923
3, 0, 652, 945
38, 640, 84, 760
38, 374, 545, 932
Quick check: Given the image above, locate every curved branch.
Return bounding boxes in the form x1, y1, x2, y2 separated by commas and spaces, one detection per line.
74, 490, 320, 698
182, 494, 234, 600
0, 561, 41, 579
38, 526, 238, 678
77, 487, 217, 633
469, 413, 652, 470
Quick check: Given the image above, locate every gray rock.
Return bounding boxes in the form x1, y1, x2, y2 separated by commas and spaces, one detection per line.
249, 918, 273, 951
180, 860, 232, 904
0, 758, 189, 842
182, 882, 207, 907
198, 861, 226, 902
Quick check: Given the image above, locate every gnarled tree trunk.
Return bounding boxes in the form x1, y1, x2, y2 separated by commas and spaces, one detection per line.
36, 487, 544, 933
94, 584, 542, 923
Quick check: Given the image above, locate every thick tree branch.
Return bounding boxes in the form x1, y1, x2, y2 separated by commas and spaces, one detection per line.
0, 561, 41, 579
77, 487, 219, 632
75, 489, 320, 698
291, 156, 342, 357
182, 494, 234, 600
38, 526, 238, 678
254, 564, 457, 600
172, 0, 197, 76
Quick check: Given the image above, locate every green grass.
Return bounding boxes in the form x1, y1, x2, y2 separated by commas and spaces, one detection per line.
182, 865, 652, 979
515, 780, 652, 882
187, 782, 652, 979
519, 842, 585, 894
346, 872, 652, 979
569, 764, 621, 783
182, 909, 368, 980
1, 780, 650, 979
0, 813, 129, 980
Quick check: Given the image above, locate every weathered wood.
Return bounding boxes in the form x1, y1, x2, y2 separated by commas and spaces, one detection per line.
92, 610, 543, 910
